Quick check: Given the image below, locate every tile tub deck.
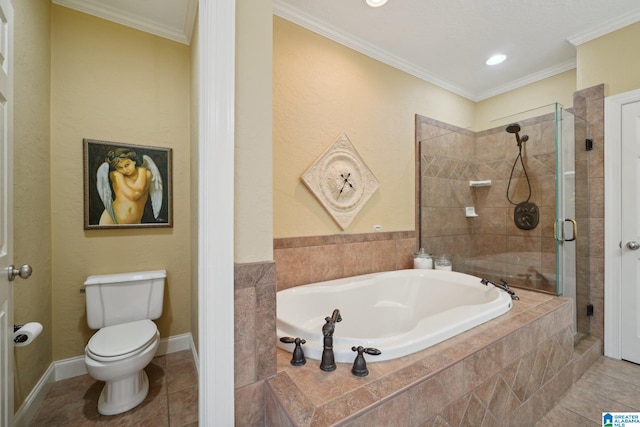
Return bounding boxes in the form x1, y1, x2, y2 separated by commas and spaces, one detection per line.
266, 289, 577, 426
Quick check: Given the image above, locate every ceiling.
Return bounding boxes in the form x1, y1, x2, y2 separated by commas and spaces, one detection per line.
274, 0, 640, 101
54, 0, 640, 102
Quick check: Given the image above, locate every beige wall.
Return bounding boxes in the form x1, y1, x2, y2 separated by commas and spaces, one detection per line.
236, 0, 273, 263
474, 70, 576, 131
50, 6, 192, 360
273, 17, 475, 238
12, 0, 52, 411
577, 21, 640, 96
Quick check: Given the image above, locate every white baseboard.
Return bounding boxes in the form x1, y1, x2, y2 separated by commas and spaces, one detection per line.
157, 332, 193, 358
13, 363, 56, 427
189, 333, 199, 375
14, 333, 196, 427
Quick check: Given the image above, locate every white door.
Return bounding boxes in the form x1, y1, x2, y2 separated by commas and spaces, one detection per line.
0, 0, 12, 424
620, 99, 640, 364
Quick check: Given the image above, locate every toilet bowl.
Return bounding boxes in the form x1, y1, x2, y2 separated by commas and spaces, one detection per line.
84, 319, 160, 415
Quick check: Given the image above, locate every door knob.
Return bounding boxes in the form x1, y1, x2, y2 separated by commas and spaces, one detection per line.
8, 264, 32, 281
627, 241, 640, 250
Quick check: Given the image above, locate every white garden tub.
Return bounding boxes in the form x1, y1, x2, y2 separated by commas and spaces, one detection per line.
276, 269, 513, 363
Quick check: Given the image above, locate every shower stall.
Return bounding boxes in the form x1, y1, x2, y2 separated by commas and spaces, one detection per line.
417, 103, 591, 337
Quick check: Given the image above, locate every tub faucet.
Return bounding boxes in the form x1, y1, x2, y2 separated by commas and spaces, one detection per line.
322, 309, 342, 337
320, 309, 342, 371
481, 278, 520, 300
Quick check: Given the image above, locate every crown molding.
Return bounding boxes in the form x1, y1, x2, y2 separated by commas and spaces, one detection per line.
274, 0, 582, 102
568, 8, 640, 46
475, 60, 577, 101
52, 0, 197, 45
273, 0, 477, 101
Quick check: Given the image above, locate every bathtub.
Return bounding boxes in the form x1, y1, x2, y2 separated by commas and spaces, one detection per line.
276, 269, 513, 363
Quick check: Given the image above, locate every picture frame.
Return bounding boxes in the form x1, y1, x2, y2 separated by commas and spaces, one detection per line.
83, 139, 173, 229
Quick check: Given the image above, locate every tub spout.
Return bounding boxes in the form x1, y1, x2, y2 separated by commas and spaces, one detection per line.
331, 309, 342, 326
481, 278, 520, 300
320, 309, 342, 371
322, 309, 342, 337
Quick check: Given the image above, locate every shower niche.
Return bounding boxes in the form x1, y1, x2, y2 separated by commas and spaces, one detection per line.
416, 103, 590, 337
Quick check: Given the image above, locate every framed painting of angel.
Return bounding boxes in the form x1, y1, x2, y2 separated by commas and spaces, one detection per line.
83, 139, 173, 229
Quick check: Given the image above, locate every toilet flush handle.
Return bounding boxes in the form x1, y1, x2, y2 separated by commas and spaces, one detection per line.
8, 264, 32, 281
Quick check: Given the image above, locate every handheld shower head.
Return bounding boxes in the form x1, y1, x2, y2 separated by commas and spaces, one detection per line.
505, 123, 528, 146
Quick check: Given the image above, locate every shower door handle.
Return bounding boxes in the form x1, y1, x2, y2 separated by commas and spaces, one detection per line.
553, 219, 577, 242
564, 219, 577, 242
627, 241, 640, 250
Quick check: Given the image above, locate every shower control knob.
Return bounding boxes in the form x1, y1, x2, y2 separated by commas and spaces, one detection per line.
7, 264, 32, 281
627, 241, 640, 250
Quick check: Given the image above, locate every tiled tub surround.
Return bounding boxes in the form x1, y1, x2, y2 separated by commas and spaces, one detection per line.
262, 84, 606, 426
266, 289, 577, 426
234, 261, 277, 425
274, 231, 417, 291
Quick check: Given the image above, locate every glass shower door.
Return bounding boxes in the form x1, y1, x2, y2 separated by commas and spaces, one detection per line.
555, 104, 590, 337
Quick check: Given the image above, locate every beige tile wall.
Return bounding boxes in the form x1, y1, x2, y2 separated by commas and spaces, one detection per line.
417, 83, 605, 338
418, 114, 558, 294
274, 231, 417, 291
234, 261, 277, 426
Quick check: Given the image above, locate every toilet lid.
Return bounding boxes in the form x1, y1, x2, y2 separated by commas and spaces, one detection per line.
88, 319, 157, 358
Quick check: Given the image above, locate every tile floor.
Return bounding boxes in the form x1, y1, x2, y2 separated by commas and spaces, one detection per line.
537, 356, 640, 426
29, 349, 198, 426
28, 350, 640, 426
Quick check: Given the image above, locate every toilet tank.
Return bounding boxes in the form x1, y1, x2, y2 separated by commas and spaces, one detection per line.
84, 270, 166, 329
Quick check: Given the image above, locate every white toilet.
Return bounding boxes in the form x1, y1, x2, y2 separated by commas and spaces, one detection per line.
83, 269, 166, 416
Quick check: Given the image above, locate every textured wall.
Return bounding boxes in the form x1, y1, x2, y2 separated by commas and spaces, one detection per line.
50, 6, 192, 360
577, 21, 640, 96
474, 70, 576, 132
273, 16, 475, 238
235, 0, 273, 263
12, 0, 52, 411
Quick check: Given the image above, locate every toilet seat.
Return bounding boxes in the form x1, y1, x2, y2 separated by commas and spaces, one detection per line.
87, 319, 158, 362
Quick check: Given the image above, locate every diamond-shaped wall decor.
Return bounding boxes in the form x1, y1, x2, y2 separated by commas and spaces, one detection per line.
301, 133, 379, 230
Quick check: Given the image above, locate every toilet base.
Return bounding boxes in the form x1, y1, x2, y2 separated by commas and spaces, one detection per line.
98, 369, 149, 416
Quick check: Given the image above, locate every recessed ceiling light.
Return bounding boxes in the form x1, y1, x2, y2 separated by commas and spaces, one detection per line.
486, 54, 507, 66
366, 0, 388, 7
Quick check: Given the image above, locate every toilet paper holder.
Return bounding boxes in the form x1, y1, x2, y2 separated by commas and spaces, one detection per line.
13, 323, 43, 346
14, 324, 28, 344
